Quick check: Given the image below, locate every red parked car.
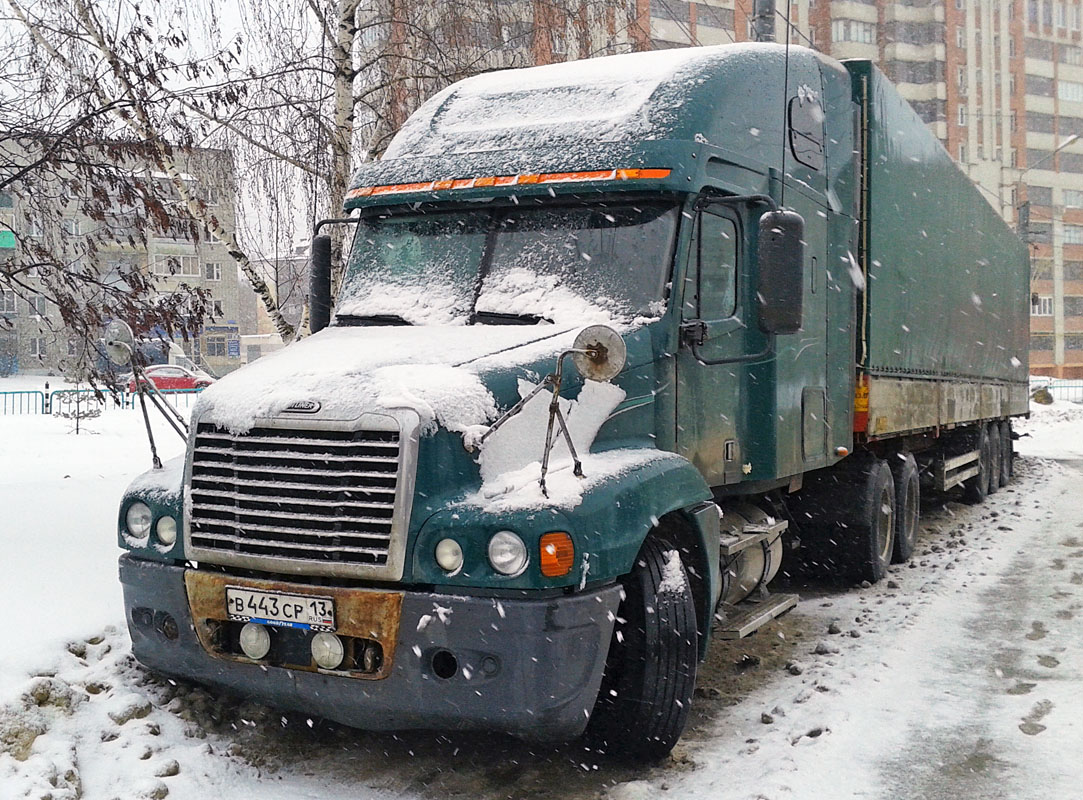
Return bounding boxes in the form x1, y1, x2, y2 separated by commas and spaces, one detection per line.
127, 365, 215, 392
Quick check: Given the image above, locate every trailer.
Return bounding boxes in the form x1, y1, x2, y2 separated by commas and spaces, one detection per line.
114, 43, 1028, 762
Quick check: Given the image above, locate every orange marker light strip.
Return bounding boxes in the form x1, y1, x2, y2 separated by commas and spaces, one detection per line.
345, 168, 671, 200
539, 532, 575, 578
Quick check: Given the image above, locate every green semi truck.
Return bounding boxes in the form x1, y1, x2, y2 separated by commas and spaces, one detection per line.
116, 43, 1029, 760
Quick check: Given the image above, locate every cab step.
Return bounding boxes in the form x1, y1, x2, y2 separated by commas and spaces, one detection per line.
715, 593, 799, 639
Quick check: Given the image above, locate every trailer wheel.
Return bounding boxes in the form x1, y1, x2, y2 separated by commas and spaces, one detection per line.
790, 455, 894, 583
1000, 420, 1013, 483
962, 426, 990, 504
987, 423, 1001, 496
585, 537, 698, 762
847, 458, 896, 583
889, 453, 920, 563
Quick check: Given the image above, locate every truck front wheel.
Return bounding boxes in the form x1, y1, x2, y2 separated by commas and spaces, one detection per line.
585, 537, 698, 762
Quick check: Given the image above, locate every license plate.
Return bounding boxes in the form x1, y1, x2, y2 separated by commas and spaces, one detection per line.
225, 587, 335, 632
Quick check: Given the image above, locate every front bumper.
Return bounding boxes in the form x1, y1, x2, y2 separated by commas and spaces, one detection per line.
119, 555, 622, 741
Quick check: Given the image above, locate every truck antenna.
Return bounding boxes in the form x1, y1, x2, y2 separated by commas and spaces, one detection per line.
780, 0, 792, 208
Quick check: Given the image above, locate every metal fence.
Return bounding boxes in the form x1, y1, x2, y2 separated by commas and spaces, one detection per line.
0, 387, 204, 416
0, 391, 45, 415
1046, 381, 1083, 403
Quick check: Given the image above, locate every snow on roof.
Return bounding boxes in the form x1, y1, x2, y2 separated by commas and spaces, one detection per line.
381, 43, 792, 161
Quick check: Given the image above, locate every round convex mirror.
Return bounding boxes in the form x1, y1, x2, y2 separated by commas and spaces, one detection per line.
103, 320, 135, 366
571, 325, 626, 383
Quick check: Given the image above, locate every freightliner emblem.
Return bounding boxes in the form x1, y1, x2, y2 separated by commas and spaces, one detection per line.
283, 400, 321, 414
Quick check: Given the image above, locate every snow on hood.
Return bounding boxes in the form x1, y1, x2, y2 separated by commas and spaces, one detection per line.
192, 325, 583, 435
455, 378, 673, 512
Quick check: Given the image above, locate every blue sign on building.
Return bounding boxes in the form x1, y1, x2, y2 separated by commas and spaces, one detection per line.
227, 338, 240, 358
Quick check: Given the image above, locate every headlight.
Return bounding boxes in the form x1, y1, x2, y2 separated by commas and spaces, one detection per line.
125, 502, 152, 540
239, 622, 271, 660
435, 538, 463, 573
155, 516, 177, 546
311, 632, 345, 670
488, 531, 528, 576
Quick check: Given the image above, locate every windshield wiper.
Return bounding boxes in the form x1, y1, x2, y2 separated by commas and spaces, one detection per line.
336, 314, 412, 326
472, 310, 552, 326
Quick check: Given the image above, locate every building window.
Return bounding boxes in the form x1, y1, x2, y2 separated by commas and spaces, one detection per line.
152, 255, 200, 276
958, 66, 968, 92
1032, 295, 1054, 316
211, 299, 224, 318
955, 0, 964, 9
831, 20, 876, 44
205, 335, 227, 357
1073, 2, 1081, 29
29, 337, 47, 357
0, 290, 16, 314
1065, 188, 1083, 207
60, 218, 80, 236
959, 142, 968, 161
1031, 333, 1054, 350
958, 105, 969, 125
1009, 37, 1016, 57
67, 338, 78, 357
1059, 80, 1083, 102
205, 262, 221, 281
1011, 148, 1018, 167
0, 192, 12, 208
956, 27, 965, 48
1057, 1, 1067, 25
1063, 45, 1083, 65
1029, 0, 1039, 23
28, 295, 46, 316
1066, 260, 1083, 280
1065, 224, 1083, 244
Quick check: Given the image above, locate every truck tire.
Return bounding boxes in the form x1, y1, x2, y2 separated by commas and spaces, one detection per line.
999, 420, 1013, 485
845, 458, 896, 583
585, 537, 698, 762
889, 452, 920, 564
961, 426, 990, 504
987, 423, 1001, 496
790, 455, 895, 584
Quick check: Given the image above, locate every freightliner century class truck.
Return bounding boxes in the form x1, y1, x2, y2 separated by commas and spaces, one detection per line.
115, 43, 1029, 760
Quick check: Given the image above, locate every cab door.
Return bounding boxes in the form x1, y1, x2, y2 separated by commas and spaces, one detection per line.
674, 204, 747, 486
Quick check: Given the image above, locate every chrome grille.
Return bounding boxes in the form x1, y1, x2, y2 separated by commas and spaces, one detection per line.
186, 415, 415, 579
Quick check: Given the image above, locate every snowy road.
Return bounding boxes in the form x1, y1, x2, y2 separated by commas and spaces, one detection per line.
2, 399, 1082, 799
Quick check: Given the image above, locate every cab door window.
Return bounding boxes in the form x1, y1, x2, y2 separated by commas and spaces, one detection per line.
696, 212, 738, 320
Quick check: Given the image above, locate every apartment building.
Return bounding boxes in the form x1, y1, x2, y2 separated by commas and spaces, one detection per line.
0, 146, 244, 377
635, 0, 1083, 377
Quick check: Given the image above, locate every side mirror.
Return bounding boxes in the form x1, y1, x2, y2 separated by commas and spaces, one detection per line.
310, 235, 333, 333
757, 210, 805, 335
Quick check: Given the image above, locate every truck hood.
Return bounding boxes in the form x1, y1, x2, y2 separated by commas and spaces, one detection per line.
192, 324, 584, 434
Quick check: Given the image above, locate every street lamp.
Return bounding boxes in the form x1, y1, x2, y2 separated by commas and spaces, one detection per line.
1016, 133, 1080, 239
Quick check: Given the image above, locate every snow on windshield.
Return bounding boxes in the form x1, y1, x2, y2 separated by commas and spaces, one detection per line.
337, 202, 677, 327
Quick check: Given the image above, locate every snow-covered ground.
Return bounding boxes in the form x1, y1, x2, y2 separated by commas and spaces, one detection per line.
2, 390, 1082, 799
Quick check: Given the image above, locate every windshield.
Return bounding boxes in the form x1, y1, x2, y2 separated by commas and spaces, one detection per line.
337, 200, 678, 326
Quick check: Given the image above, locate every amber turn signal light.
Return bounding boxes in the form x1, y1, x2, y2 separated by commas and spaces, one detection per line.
539, 532, 575, 577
